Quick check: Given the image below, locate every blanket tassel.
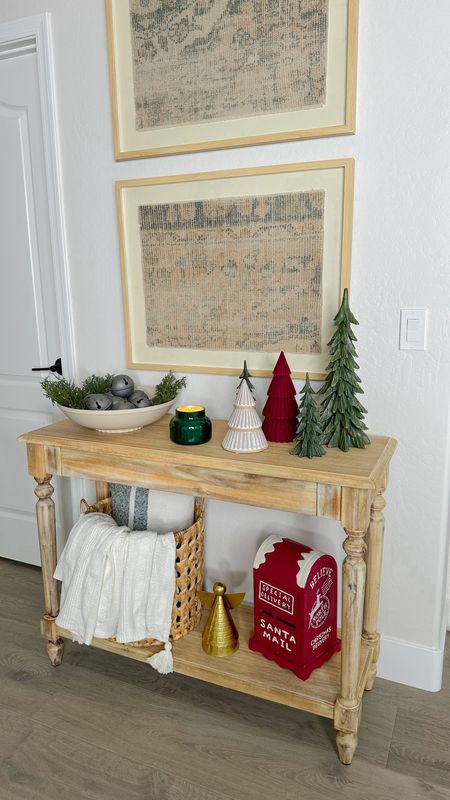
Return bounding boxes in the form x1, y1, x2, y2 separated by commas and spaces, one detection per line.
147, 642, 173, 674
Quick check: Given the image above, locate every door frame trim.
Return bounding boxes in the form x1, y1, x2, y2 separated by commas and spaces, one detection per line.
0, 13, 76, 381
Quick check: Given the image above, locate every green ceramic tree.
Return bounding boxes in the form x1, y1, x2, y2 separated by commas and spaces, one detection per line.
291, 374, 325, 459
319, 289, 370, 452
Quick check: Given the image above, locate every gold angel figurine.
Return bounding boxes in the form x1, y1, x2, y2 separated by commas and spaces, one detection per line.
198, 582, 245, 656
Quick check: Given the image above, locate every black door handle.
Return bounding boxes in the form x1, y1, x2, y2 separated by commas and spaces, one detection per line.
32, 357, 62, 376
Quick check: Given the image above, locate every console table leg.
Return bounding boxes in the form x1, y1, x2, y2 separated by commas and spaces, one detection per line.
335, 493, 367, 765
34, 475, 64, 667
362, 484, 387, 690
336, 731, 358, 765
47, 638, 64, 666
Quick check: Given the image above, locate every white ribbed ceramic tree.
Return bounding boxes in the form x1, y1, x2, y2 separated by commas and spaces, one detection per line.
222, 381, 268, 453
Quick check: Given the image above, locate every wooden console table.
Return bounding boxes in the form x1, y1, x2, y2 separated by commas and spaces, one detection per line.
19, 418, 396, 765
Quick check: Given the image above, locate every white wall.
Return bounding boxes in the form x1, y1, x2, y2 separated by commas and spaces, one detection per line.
1, 0, 449, 689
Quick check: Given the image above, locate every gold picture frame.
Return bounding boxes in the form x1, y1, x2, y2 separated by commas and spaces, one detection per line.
106, 0, 358, 160
116, 160, 354, 378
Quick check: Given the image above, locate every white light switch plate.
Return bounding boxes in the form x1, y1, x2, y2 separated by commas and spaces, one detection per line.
399, 309, 428, 350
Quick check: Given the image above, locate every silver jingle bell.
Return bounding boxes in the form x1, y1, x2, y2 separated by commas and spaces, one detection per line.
129, 390, 151, 408
111, 396, 135, 410
111, 374, 135, 398
84, 393, 113, 411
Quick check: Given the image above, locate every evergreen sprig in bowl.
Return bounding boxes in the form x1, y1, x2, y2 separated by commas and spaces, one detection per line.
41, 372, 186, 433
57, 388, 175, 433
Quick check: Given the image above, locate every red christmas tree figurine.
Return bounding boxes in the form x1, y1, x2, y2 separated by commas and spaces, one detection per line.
262, 352, 298, 442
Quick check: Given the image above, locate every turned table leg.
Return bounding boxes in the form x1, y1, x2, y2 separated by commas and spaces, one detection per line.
362, 482, 387, 690
34, 475, 64, 666
335, 488, 370, 765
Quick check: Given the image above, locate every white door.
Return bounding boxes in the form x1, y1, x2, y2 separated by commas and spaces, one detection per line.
0, 23, 72, 564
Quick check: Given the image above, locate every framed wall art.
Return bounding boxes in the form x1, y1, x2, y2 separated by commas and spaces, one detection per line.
116, 160, 354, 378
106, 0, 358, 160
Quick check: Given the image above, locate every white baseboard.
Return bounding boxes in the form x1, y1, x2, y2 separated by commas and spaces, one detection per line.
378, 623, 447, 692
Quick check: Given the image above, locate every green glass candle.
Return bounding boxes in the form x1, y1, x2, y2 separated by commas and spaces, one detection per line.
169, 405, 212, 446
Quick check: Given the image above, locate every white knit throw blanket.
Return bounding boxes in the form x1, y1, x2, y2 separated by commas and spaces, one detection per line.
54, 513, 176, 673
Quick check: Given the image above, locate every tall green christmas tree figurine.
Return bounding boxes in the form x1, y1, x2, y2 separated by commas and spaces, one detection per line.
291, 374, 325, 458
320, 289, 370, 452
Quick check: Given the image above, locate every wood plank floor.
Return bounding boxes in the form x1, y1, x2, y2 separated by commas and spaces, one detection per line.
0, 558, 449, 800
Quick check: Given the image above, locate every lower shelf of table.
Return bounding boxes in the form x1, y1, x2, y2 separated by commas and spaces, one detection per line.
55, 604, 372, 720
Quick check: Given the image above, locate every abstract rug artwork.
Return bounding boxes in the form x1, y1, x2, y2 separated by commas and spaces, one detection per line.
138, 191, 325, 353
129, 0, 329, 130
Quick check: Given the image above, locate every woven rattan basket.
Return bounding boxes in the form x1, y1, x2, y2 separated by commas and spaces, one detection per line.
80, 495, 204, 646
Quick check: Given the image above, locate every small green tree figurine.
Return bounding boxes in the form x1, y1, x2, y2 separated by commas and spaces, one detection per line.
320, 289, 370, 452
291, 374, 325, 458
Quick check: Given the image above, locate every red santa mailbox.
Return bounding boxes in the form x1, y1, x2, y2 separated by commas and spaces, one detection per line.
249, 535, 341, 680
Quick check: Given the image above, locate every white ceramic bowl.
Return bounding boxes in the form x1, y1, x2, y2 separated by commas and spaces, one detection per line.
58, 387, 175, 433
